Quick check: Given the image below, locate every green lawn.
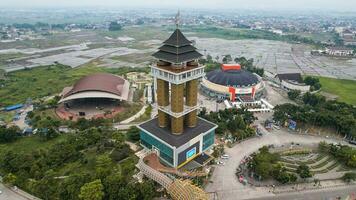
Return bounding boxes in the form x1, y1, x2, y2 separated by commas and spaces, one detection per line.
318, 77, 356, 105
0, 134, 69, 157
0, 64, 149, 106
0, 111, 15, 123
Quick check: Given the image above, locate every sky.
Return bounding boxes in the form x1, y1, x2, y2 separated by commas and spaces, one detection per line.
0, 0, 356, 11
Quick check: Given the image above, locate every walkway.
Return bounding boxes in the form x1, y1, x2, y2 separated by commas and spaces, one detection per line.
0, 183, 40, 200
137, 152, 209, 200
205, 129, 352, 200
119, 105, 147, 124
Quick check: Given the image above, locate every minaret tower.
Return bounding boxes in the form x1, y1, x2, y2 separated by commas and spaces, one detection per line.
138, 12, 217, 168
151, 11, 204, 135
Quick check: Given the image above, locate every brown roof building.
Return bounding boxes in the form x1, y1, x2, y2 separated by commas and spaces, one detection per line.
59, 73, 130, 103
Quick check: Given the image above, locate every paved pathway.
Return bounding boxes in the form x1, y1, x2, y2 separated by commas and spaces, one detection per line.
205, 129, 351, 200
119, 105, 147, 124
0, 183, 39, 200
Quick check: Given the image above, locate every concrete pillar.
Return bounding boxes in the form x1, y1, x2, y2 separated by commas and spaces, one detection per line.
171, 83, 184, 134
171, 83, 184, 113
158, 110, 169, 128
157, 79, 169, 127
171, 116, 184, 135
186, 110, 197, 127
186, 79, 198, 106
186, 79, 198, 127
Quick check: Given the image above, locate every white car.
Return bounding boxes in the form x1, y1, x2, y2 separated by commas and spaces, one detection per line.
0, 190, 2, 195
217, 161, 225, 165
221, 154, 230, 159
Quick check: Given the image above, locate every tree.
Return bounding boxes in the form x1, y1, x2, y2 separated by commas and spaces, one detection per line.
110, 145, 131, 162
38, 127, 59, 141
109, 22, 122, 31
3, 173, 17, 186
127, 126, 140, 142
248, 146, 280, 180
287, 90, 301, 100
342, 172, 356, 183
318, 141, 330, 153
276, 171, 297, 184
103, 172, 131, 200
297, 164, 312, 179
59, 173, 92, 200
302, 92, 325, 106
135, 181, 156, 200
304, 76, 321, 91
212, 144, 225, 158
0, 126, 21, 143
222, 54, 232, 63
79, 179, 104, 200
95, 155, 112, 178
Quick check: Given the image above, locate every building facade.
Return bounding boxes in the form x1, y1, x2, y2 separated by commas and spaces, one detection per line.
201, 64, 265, 101
138, 28, 217, 168
275, 73, 310, 93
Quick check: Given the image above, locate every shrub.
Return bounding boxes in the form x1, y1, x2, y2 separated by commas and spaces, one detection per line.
297, 164, 313, 179
342, 172, 356, 183
110, 145, 131, 162
287, 90, 301, 100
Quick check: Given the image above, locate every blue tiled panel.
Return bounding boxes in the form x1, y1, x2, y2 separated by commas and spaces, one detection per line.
140, 130, 174, 165
203, 131, 215, 151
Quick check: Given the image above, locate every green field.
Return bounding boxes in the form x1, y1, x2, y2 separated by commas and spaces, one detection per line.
0, 134, 69, 157
0, 64, 149, 106
318, 77, 356, 105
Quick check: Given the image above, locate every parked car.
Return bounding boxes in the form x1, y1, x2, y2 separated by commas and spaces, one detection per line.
221, 154, 230, 159
217, 161, 225, 166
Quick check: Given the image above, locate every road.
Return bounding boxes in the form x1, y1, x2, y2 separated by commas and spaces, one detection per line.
0, 183, 27, 200
205, 128, 354, 200
251, 185, 356, 200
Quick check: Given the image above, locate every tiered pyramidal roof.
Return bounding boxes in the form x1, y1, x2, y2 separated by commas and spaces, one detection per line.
152, 29, 203, 64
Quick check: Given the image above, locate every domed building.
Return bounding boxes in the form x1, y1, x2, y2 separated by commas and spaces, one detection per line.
201, 64, 265, 101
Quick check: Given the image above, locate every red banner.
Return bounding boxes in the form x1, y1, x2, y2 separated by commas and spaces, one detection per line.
229, 87, 236, 102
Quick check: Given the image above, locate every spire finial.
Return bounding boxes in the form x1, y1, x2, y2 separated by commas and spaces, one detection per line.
175, 10, 180, 29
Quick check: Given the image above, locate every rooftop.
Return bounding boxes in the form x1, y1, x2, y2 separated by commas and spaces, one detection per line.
138, 117, 217, 147
60, 73, 130, 102
206, 68, 259, 87
276, 73, 303, 84
63, 73, 126, 97
152, 29, 203, 64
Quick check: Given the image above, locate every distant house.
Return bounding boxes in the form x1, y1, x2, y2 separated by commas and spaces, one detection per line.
326, 47, 354, 57
339, 29, 356, 45
275, 73, 310, 92
126, 72, 152, 90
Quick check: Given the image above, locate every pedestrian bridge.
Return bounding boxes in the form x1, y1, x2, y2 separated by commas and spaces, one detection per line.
137, 152, 210, 200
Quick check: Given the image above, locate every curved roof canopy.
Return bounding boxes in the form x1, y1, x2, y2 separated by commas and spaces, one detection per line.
59, 73, 130, 103
206, 68, 259, 87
